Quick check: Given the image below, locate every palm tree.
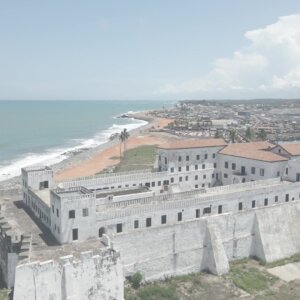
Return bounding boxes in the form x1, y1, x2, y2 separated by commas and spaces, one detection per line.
119, 133, 125, 159
121, 128, 130, 157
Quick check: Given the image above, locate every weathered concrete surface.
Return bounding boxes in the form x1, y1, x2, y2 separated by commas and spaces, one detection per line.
254, 202, 300, 262
268, 262, 300, 282
13, 248, 124, 300
113, 202, 300, 281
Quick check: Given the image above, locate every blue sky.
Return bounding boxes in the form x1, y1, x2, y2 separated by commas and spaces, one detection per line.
0, 1, 300, 100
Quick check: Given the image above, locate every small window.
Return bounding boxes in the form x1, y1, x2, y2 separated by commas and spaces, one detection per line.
275, 196, 278, 202
152, 182, 155, 187
204, 154, 208, 159
186, 166, 189, 171
72, 228, 78, 241
134, 220, 139, 229
285, 194, 289, 202
185, 176, 188, 181
202, 164, 205, 169
195, 165, 198, 170
178, 156, 182, 162
251, 167, 255, 174
69, 210, 75, 219
203, 207, 211, 214
171, 177, 174, 183
186, 155, 189, 161
195, 185, 198, 188
170, 167, 174, 173
146, 217, 152, 227
178, 212, 182, 221
52, 205, 54, 214
56, 208, 59, 217
203, 174, 206, 179
178, 167, 182, 172
212, 153, 216, 158
218, 205, 222, 214
214, 163, 217, 168
252, 200, 256, 208
196, 155, 200, 160
232, 163, 236, 170
117, 223, 123, 233
260, 168, 265, 176
195, 175, 198, 180
225, 162, 228, 168
224, 173, 228, 178
179, 177, 182, 182
164, 157, 167, 164
212, 173, 215, 178
238, 202, 243, 211
82, 208, 89, 217
158, 181, 161, 186
202, 183, 205, 187
286, 168, 289, 175
264, 198, 268, 206
161, 215, 167, 224
196, 209, 200, 218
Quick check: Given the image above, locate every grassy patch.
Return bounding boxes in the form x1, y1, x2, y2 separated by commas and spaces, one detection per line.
265, 252, 300, 268
114, 145, 156, 173
0, 289, 9, 300
227, 261, 277, 294
137, 285, 179, 300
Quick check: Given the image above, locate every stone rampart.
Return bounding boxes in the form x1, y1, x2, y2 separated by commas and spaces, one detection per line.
112, 201, 300, 280
13, 246, 124, 300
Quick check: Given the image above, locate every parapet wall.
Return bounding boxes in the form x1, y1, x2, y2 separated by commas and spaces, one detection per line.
112, 201, 300, 280
13, 246, 124, 300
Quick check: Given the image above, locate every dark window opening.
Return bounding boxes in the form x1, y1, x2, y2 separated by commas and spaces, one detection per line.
146, 217, 152, 227
238, 202, 243, 211
161, 215, 167, 224
196, 209, 200, 218
218, 205, 222, 214
178, 212, 182, 221
117, 223, 123, 233
72, 228, 78, 241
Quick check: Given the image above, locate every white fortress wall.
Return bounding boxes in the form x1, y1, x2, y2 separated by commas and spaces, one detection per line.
112, 201, 300, 281
217, 154, 287, 185
13, 247, 124, 300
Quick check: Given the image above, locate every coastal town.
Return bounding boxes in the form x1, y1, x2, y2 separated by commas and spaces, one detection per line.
1, 99, 300, 299
148, 99, 300, 143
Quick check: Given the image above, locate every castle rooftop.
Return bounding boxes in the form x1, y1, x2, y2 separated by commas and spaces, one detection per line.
157, 138, 227, 150
219, 141, 287, 162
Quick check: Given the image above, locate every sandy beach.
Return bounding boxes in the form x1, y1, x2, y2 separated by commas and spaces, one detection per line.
54, 114, 175, 181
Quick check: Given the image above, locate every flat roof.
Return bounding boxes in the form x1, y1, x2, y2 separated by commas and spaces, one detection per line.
157, 138, 227, 150
219, 141, 287, 162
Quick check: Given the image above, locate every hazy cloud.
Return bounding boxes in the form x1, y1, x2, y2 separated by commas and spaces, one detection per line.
157, 14, 300, 98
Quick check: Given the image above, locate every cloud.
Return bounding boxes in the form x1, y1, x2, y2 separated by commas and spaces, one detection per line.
157, 14, 300, 98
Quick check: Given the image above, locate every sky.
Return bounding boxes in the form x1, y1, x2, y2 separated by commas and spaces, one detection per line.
0, 0, 300, 100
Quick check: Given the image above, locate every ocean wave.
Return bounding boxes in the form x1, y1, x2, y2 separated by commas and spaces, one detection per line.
0, 118, 147, 182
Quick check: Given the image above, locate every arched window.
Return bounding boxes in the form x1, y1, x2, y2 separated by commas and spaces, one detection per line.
99, 227, 106, 238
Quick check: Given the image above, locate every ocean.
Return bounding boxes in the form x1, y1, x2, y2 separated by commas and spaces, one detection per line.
0, 100, 174, 181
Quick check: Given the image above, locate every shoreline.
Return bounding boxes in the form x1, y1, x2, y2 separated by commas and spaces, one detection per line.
0, 110, 173, 190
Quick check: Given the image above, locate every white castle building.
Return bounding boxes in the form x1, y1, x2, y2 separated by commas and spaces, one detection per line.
14, 139, 300, 299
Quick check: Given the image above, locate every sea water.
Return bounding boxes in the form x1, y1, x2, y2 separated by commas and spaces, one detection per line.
0, 100, 173, 181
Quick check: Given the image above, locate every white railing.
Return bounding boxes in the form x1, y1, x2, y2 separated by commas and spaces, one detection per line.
207, 178, 281, 194
97, 183, 300, 220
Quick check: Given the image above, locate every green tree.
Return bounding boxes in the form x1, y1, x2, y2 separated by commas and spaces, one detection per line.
130, 272, 143, 289
245, 127, 252, 140
214, 130, 222, 138
119, 133, 125, 159
229, 129, 236, 143
257, 129, 267, 140
121, 128, 130, 156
